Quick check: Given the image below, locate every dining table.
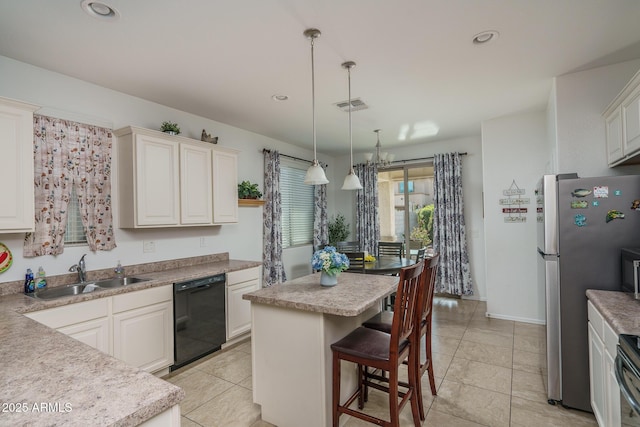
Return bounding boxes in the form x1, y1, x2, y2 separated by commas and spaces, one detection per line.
363, 255, 416, 275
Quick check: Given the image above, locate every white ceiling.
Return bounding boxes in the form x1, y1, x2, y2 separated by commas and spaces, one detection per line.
1, 0, 640, 156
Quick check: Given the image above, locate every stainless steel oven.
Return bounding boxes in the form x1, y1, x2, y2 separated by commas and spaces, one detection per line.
616, 334, 640, 426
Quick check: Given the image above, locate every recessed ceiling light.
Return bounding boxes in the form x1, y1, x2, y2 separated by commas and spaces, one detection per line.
472, 30, 499, 45
81, 0, 121, 21
272, 95, 289, 101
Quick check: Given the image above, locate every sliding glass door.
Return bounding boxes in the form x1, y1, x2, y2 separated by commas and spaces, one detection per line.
377, 163, 434, 258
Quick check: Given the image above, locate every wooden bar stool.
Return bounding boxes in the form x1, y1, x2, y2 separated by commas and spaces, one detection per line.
330, 262, 423, 427
362, 255, 439, 421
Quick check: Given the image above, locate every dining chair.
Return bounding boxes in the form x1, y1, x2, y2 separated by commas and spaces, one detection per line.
361, 254, 439, 421
377, 241, 404, 259
336, 241, 360, 252
331, 262, 424, 427
344, 251, 365, 273
414, 247, 426, 263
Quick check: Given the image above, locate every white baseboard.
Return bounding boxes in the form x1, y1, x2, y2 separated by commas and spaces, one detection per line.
484, 312, 545, 325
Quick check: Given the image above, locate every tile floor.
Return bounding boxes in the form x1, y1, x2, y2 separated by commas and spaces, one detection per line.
164, 297, 598, 427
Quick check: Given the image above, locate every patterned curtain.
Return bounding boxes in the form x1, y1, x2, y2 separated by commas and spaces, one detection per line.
313, 182, 328, 250
432, 153, 473, 296
354, 163, 379, 255
24, 115, 116, 256
263, 150, 286, 287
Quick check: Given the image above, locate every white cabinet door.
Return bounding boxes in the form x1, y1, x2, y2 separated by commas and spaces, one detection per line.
0, 97, 38, 232
606, 107, 624, 165
25, 298, 110, 354
58, 317, 110, 354
113, 301, 173, 373
180, 143, 213, 225
212, 147, 239, 224
227, 279, 259, 339
623, 87, 640, 156
604, 348, 621, 427
588, 321, 606, 427
135, 134, 180, 226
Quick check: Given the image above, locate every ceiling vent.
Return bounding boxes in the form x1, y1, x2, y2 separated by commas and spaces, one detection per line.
334, 98, 368, 112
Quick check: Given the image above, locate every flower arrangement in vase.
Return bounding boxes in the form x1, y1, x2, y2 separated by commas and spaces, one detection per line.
311, 246, 349, 286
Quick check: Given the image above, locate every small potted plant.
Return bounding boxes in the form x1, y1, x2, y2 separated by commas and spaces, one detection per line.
238, 181, 262, 200
328, 214, 350, 246
311, 246, 350, 287
160, 121, 181, 135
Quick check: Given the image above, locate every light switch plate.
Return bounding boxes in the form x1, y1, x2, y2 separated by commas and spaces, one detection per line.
143, 240, 155, 253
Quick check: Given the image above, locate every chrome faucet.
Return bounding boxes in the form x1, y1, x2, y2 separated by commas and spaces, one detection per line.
69, 254, 87, 283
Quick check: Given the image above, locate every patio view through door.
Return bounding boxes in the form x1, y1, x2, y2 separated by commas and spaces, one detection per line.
377, 163, 434, 259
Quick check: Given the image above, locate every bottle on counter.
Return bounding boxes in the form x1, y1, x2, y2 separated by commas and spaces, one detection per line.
35, 266, 47, 291
114, 260, 124, 278
24, 268, 35, 294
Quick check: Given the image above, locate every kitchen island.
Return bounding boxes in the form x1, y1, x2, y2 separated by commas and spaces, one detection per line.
243, 272, 399, 427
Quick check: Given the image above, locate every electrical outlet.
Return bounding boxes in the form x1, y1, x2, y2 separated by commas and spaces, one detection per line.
143, 240, 156, 253
200, 237, 207, 247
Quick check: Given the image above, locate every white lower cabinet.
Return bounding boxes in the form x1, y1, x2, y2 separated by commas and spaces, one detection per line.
25, 298, 110, 353
227, 267, 260, 340
588, 300, 621, 427
25, 285, 174, 374
112, 285, 174, 373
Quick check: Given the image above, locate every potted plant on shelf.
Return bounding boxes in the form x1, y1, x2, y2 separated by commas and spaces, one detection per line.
160, 121, 181, 135
238, 181, 262, 200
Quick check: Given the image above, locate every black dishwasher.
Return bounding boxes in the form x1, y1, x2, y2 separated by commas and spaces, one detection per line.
171, 274, 226, 371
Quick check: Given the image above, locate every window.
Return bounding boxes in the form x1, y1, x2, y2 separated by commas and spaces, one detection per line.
280, 160, 314, 248
398, 181, 414, 193
64, 188, 88, 245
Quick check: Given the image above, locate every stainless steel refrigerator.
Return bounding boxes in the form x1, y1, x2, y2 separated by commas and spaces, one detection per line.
537, 173, 640, 412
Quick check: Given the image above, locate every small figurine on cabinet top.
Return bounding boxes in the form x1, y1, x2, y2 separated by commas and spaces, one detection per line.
201, 129, 218, 144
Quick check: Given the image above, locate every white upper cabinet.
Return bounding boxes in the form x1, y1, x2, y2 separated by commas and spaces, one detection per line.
116, 126, 238, 228
604, 68, 640, 167
0, 97, 38, 233
212, 147, 239, 224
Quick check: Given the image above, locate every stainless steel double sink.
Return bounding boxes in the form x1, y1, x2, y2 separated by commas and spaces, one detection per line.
29, 277, 149, 300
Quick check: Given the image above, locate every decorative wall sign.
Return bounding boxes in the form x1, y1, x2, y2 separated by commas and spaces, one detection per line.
503, 188, 526, 196
505, 216, 527, 223
499, 198, 530, 205
501, 180, 528, 223
0, 243, 12, 273
614, 189, 622, 196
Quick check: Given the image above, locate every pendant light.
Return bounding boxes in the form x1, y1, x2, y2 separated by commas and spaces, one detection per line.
303, 28, 329, 185
341, 61, 363, 190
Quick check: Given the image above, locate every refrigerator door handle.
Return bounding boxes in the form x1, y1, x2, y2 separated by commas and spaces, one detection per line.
538, 247, 559, 260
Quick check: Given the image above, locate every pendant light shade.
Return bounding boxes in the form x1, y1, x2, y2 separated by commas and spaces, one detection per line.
303, 28, 329, 185
341, 61, 363, 190
305, 161, 329, 185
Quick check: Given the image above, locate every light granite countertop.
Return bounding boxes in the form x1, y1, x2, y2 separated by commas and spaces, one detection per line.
0, 255, 261, 426
243, 272, 398, 316
586, 289, 640, 335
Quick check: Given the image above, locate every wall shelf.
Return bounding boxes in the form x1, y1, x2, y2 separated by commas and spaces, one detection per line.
238, 199, 265, 207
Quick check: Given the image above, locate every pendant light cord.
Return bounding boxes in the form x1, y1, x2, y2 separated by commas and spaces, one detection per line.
348, 65, 353, 171
311, 35, 317, 163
